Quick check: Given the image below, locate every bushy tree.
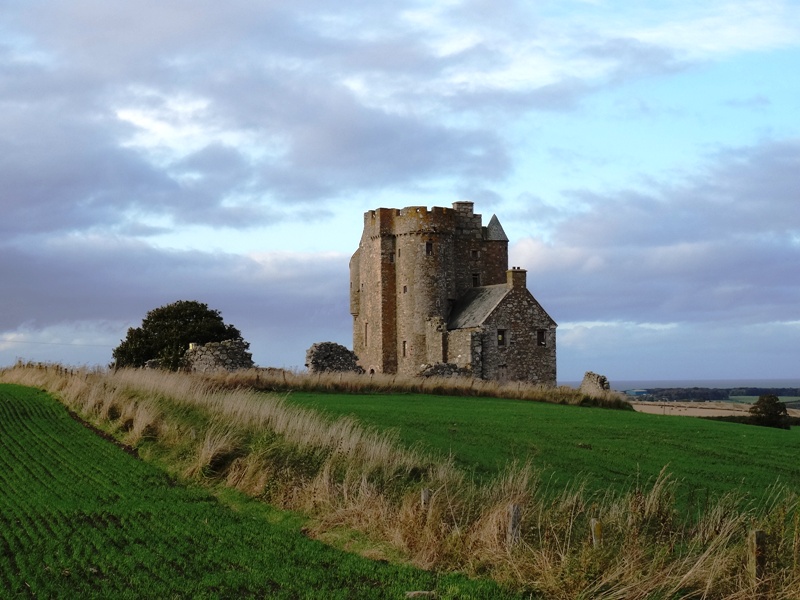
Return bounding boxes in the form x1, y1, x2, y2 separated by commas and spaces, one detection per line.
112, 300, 247, 371
749, 394, 790, 429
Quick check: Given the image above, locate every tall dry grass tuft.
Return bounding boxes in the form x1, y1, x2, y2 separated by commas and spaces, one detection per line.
2, 361, 800, 598
206, 367, 631, 409
125, 401, 162, 445
185, 423, 243, 478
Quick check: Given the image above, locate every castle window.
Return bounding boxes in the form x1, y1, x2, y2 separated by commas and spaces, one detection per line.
402, 341, 407, 357
472, 273, 480, 287
364, 323, 368, 347
497, 329, 506, 347
537, 329, 547, 347
403, 285, 407, 294
425, 241, 433, 256
471, 249, 480, 259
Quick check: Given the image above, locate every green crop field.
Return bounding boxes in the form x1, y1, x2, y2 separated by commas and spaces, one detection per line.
286, 391, 800, 506
0, 384, 522, 599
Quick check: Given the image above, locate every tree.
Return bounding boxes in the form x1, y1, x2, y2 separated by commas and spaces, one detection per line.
112, 300, 247, 371
749, 394, 790, 429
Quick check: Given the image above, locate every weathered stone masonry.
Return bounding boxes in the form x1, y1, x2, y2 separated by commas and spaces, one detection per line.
184, 339, 254, 373
305, 342, 364, 374
350, 201, 557, 385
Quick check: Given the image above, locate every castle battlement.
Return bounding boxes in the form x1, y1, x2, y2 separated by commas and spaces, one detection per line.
363, 202, 485, 238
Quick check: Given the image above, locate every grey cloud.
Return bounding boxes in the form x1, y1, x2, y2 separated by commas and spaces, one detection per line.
519, 139, 800, 327
582, 38, 689, 82
447, 77, 593, 114
0, 105, 176, 237
1, 0, 514, 235
1, 0, 718, 245
0, 235, 351, 367
234, 80, 511, 201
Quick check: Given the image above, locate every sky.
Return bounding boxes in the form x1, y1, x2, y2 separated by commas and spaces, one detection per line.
1, 0, 799, 384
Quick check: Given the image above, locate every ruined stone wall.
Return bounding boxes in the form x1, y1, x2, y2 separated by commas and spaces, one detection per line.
305, 342, 364, 373
184, 339, 254, 373
580, 371, 611, 396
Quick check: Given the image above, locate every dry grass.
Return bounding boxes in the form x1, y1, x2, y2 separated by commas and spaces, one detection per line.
206, 367, 631, 409
2, 361, 799, 599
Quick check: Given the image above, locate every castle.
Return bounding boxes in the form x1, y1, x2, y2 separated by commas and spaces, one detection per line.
349, 201, 557, 384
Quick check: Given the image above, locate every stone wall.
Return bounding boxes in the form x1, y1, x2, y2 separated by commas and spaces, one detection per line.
184, 339, 254, 373
580, 371, 611, 396
418, 362, 473, 378
305, 342, 364, 374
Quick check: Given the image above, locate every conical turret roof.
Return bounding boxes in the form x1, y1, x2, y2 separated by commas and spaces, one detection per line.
486, 214, 508, 241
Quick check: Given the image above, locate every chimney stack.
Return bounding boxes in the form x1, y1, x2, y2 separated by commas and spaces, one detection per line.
507, 267, 527, 288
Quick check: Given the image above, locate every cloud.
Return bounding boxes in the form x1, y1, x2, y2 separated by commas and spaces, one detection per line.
0, 234, 352, 368
6, 0, 778, 246
2, 1, 798, 381
513, 138, 800, 328
555, 319, 800, 382
581, 38, 689, 82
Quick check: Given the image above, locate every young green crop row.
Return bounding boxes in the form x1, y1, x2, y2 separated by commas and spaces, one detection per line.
0, 384, 521, 599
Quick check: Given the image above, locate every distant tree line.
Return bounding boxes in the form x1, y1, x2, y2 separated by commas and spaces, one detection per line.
637, 387, 800, 402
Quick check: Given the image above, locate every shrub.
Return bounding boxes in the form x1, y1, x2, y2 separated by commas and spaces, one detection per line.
749, 394, 790, 429
112, 300, 248, 371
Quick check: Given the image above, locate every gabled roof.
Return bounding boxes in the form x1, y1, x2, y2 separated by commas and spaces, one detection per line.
447, 284, 509, 329
485, 214, 508, 241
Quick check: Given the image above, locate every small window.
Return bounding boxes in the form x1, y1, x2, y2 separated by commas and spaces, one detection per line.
471, 249, 480, 259
402, 341, 407, 357
497, 329, 506, 347
537, 329, 547, 347
397, 248, 401, 257
364, 323, 368, 347
403, 285, 407, 294
425, 241, 433, 256
472, 273, 480, 287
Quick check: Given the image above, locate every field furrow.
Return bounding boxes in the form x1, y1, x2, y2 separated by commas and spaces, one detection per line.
0, 383, 520, 599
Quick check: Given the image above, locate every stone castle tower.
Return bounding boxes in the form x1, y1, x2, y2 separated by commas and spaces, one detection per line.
350, 201, 557, 384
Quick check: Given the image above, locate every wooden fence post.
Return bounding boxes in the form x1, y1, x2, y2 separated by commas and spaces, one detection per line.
420, 488, 431, 510
748, 529, 767, 589
590, 518, 603, 548
507, 504, 521, 547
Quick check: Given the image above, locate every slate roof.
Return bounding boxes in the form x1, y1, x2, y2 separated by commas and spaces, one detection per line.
447, 284, 510, 329
485, 214, 508, 241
